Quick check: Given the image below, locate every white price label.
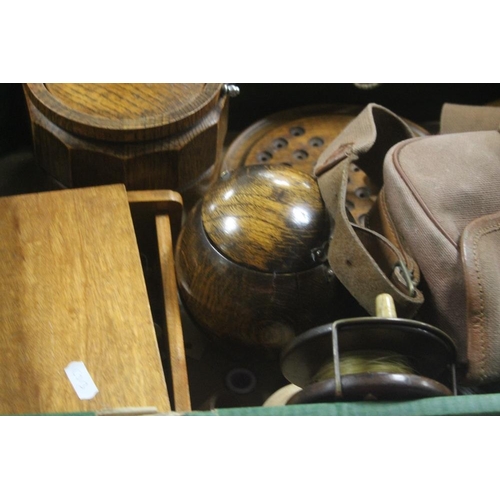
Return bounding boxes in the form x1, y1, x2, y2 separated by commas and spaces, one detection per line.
64, 361, 99, 400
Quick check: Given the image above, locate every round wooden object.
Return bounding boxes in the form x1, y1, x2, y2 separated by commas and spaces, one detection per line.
175, 164, 340, 351
23, 83, 229, 208
222, 105, 377, 224
222, 104, 428, 226
202, 165, 329, 273
222, 104, 360, 177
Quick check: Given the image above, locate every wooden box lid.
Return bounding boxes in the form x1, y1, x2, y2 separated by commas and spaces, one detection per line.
24, 83, 223, 142
0, 184, 170, 415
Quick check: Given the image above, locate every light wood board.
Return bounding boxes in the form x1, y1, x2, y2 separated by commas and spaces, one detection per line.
0, 184, 170, 414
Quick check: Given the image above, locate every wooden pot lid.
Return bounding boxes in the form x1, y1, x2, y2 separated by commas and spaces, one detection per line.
24, 83, 223, 142
222, 104, 428, 226
222, 105, 377, 225
222, 104, 360, 177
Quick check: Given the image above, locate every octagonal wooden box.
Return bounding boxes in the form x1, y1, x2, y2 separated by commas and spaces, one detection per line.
23, 83, 229, 209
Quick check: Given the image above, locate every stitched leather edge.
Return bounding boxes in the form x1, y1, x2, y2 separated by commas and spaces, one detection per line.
462, 214, 500, 382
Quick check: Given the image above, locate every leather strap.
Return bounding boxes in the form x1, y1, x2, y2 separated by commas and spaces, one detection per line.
314, 103, 424, 317
461, 210, 500, 384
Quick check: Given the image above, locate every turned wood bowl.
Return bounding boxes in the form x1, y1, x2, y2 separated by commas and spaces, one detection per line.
175, 164, 341, 352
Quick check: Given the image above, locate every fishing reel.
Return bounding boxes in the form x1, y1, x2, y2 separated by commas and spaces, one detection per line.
280, 294, 457, 404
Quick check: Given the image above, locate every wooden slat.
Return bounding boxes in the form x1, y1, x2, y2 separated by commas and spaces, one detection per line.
0, 184, 171, 415
156, 214, 192, 412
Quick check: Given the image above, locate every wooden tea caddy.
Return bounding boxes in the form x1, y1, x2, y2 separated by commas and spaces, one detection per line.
175, 163, 340, 353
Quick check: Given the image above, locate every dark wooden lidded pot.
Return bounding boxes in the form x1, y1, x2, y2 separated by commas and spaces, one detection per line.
175, 163, 341, 353
23, 83, 231, 208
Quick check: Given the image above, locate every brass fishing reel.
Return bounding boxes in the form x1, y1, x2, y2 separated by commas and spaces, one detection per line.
280, 294, 457, 404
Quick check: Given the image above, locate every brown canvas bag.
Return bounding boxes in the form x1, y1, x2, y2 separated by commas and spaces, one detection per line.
314, 103, 500, 385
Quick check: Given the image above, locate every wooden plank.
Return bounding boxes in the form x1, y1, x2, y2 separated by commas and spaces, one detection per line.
0, 184, 171, 415
156, 214, 192, 412
127, 190, 190, 411
127, 189, 183, 247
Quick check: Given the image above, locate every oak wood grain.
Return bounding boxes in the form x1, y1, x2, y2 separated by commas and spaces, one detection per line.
157, 214, 191, 412
23, 84, 229, 209
222, 105, 359, 176
201, 165, 330, 273
126, 190, 191, 411
0, 184, 170, 415
221, 105, 377, 223
176, 202, 340, 351
221, 105, 427, 226
25, 83, 223, 141
127, 189, 184, 246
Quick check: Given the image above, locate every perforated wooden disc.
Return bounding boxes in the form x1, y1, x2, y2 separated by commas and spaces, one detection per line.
223, 105, 357, 175
222, 104, 377, 224
223, 104, 428, 226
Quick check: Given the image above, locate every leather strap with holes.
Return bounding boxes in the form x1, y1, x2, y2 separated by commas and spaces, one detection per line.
314, 103, 425, 318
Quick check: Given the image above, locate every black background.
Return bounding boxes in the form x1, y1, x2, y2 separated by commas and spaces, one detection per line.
2, 83, 500, 157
